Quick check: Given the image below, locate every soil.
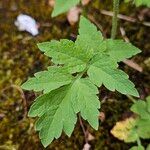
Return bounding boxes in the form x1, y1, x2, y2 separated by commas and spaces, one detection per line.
0, 0, 150, 149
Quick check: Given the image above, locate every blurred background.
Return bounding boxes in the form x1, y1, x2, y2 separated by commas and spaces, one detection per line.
0, 0, 150, 149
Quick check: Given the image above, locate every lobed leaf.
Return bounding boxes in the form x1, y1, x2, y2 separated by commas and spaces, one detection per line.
38, 39, 93, 73
111, 117, 138, 143
87, 54, 139, 97
103, 39, 141, 62
52, 0, 80, 17
111, 115, 150, 143
136, 119, 150, 139
21, 66, 73, 93
22, 15, 141, 147
71, 78, 100, 129
76, 16, 105, 54
131, 99, 150, 120
29, 85, 77, 147
29, 77, 100, 147
129, 145, 145, 150
125, 0, 150, 7
130, 97, 150, 139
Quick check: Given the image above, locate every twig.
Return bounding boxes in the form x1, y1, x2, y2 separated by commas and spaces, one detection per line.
87, 14, 107, 38
87, 14, 103, 32
78, 114, 88, 143
40, 22, 52, 27
119, 27, 141, 102
11, 85, 27, 118
120, 27, 143, 72
120, 27, 129, 42
100, 10, 150, 27
123, 59, 143, 72
1, 84, 27, 119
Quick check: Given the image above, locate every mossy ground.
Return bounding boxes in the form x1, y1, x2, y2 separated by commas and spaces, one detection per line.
0, 0, 150, 149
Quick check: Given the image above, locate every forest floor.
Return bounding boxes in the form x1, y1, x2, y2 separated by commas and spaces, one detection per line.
0, 0, 150, 149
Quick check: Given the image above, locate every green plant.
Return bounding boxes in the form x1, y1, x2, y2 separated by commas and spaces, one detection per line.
52, 0, 150, 18
111, 96, 150, 150
22, 16, 140, 147
111, 0, 120, 39
52, 0, 80, 17
125, 0, 150, 7
21, 0, 142, 148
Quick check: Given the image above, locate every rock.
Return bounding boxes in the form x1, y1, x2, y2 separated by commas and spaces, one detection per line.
15, 14, 39, 36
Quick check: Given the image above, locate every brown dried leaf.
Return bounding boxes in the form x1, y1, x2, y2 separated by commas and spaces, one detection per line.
67, 6, 81, 25
83, 143, 91, 150
81, 0, 91, 6
99, 112, 105, 122
87, 133, 95, 141
48, 0, 55, 8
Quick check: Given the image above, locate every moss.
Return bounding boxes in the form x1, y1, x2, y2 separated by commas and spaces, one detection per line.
0, 0, 149, 149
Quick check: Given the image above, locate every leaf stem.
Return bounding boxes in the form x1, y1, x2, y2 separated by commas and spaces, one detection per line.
127, 95, 136, 103
75, 63, 90, 80
137, 137, 142, 147
111, 0, 120, 39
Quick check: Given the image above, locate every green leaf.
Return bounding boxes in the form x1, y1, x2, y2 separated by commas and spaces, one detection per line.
111, 115, 150, 144
29, 85, 77, 147
130, 97, 150, 139
23, 15, 141, 147
52, 0, 80, 17
71, 78, 100, 129
131, 100, 150, 120
146, 96, 150, 113
137, 119, 150, 139
87, 54, 139, 97
129, 145, 145, 150
146, 144, 150, 150
29, 78, 100, 147
111, 117, 139, 143
38, 39, 93, 73
125, 0, 150, 7
76, 16, 105, 54
103, 39, 141, 62
21, 66, 73, 93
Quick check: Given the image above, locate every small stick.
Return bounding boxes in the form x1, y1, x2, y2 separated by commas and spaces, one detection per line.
87, 14, 103, 32
120, 27, 129, 42
120, 27, 143, 72
87, 14, 107, 38
100, 10, 150, 27
11, 85, 27, 118
1, 84, 27, 119
78, 114, 88, 143
123, 59, 143, 72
